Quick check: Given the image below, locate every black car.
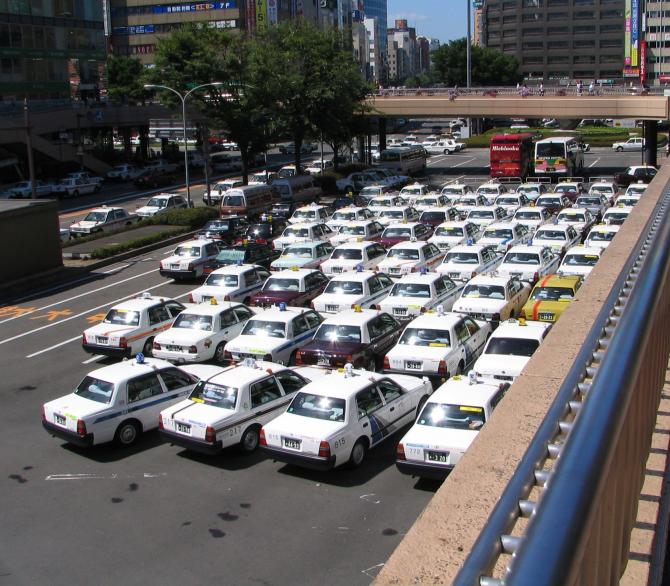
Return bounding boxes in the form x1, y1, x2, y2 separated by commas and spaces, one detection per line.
203, 243, 281, 274
197, 217, 249, 243
133, 169, 176, 189
268, 201, 300, 220
328, 195, 368, 209
240, 219, 287, 245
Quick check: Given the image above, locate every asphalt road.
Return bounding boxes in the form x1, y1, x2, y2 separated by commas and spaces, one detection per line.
0, 247, 440, 586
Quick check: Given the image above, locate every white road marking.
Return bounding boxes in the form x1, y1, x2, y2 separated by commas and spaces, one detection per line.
588, 158, 601, 168
25, 290, 190, 358
45, 472, 168, 481
360, 493, 381, 504
82, 354, 104, 364
451, 157, 476, 168
361, 564, 385, 579
0, 268, 160, 325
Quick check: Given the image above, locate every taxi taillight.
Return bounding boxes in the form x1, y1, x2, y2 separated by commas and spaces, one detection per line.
259, 428, 267, 446
223, 350, 233, 362
224, 295, 231, 301
76, 419, 87, 436
396, 442, 406, 461
82, 333, 87, 344
119, 337, 128, 349
383, 355, 390, 370
188, 346, 197, 354
263, 354, 273, 362
158, 413, 164, 429
189, 294, 194, 303
438, 360, 448, 375
295, 351, 304, 365
205, 426, 216, 443
318, 441, 331, 458
153, 341, 161, 350
41, 406, 46, 422
309, 301, 315, 309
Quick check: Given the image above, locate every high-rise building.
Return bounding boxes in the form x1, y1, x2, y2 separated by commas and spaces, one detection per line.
360, 0, 387, 80
482, 0, 625, 84
0, 0, 106, 100
364, 17, 381, 82
387, 19, 417, 81
642, 0, 668, 85
473, 1, 484, 46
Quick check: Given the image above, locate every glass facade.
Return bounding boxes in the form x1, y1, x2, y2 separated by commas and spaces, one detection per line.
362, 0, 387, 72
0, 0, 105, 99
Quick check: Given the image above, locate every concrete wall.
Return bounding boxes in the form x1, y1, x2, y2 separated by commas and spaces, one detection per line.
0, 199, 62, 282
375, 161, 670, 584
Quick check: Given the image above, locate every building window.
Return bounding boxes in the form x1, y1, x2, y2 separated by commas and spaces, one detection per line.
547, 0, 568, 5
522, 13, 542, 21
523, 56, 544, 64
574, 11, 594, 18
488, 17, 500, 25
574, 39, 595, 48
573, 0, 594, 4
522, 41, 544, 49
523, 27, 544, 35
599, 54, 620, 63
574, 70, 595, 77
574, 55, 596, 64
600, 9, 623, 18
574, 25, 596, 34
547, 55, 570, 64
599, 69, 621, 77
503, 42, 517, 51
547, 11, 569, 19
548, 70, 570, 79
523, 0, 543, 6
547, 40, 569, 48
502, 1, 517, 9
600, 24, 623, 32
503, 15, 517, 23
548, 26, 569, 34
503, 29, 517, 37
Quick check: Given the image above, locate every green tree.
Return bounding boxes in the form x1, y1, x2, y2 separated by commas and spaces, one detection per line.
431, 38, 522, 86
147, 24, 271, 182
106, 56, 146, 104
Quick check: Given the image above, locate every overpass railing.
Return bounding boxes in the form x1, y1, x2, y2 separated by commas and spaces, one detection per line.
455, 180, 670, 584
373, 86, 665, 98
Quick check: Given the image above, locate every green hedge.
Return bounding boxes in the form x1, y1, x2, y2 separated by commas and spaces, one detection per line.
90, 228, 189, 259
146, 206, 218, 228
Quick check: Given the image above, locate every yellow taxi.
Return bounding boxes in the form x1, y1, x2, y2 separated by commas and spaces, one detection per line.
520, 274, 582, 323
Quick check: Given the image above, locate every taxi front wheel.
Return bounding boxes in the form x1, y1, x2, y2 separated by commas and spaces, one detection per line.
114, 420, 141, 447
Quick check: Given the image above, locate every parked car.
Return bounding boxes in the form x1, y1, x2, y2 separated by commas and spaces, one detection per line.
278, 142, 318, 154
106, 164, 143, 181
4, 180, 54, 198
611, 137, 645, 152
69, 207, 139, 236
53, 177, 99, 198
133, 168, 176, 189
142, 159, 180, 174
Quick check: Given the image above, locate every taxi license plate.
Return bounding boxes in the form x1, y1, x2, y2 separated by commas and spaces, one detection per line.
96, 336, 108, 345
546, 167, 555, 172
283, 437, 301, 450
332, 267, 343, 273
539, 312, 554, 321
393, 308, 407, 316
326, 305, 339, 312
170, 264, 181, 270
426, 450, 449, 463
176, 422, 191, 434
406, 360, 422, 370
449, 272, 461, 279
201, 296, 212, 303
317, 357, 331, 366
54, 414, 66, 426
166, 345, 181, 352
511, 272, 522, 278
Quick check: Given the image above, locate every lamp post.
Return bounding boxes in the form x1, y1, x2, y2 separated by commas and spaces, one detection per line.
144, 82, 223, 207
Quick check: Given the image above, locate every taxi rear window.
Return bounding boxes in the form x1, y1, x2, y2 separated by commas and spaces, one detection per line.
287, 392, 346, 422
75, 376, 114, 404
103, 309, 140, 326
189, 381, 237, 410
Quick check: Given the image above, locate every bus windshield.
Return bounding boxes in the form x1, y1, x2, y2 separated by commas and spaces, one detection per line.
536, 143, 566, 158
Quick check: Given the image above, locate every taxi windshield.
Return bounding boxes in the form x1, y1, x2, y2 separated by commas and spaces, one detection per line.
485, 336, 540, 357
340, 225, 366, 235
287, 392, 346, 422
459, 197, 478, 205
293, 209, 318, 219
103, 309, 140, 326
417, 402, 485, 430
75, 376, 114, 404
468, 210, 494, 219
204, 221, 230, 231
418, 198, 438, 206
421, 211, 446, 221
383, 227, 412, 238
83, 211, 107, 222
314, 324, 362, 343
189, 381, 237, 410
444, 252, 479, 264
497, 197, 519, 205
370, 198, 393, 206
360, 187, 381, 196
173, 246, 201, 257
577, 197, 602, 206
399, 327, 451, 347
558, 213, 586, 222
515, 211, 541, 220
147, 198, 168, 208
331, 249, 362, 260
477, 187, 499, 194
435, 226, 464, 237
530, 286, 575, 301
484, 228, 513, 239
589, 230, 616, 241
380, 210, 405, 218
173, 313, 213, 331
283, 227, 309, 238
282, 247, 314, 258
537, 198, 560, 205
555, 184, 577, 192
517, 186, 539, 194
591, 186, 613, 194
503, 252, 540, 264
387, 248, 420, 260
333, 211, 357, 221
241, 320, 286, 338
535, 230, 566, 241
205, 274, 238, 287
263, 278, 300, 292
564, 254, 599, 266
462, 284, 505, 299
215, 249, 246, 263
324, 280, 363, 295
390, 283, 431, 298
402, 188, 422, 195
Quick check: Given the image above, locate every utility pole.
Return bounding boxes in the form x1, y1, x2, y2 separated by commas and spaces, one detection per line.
24, 98, 36, 199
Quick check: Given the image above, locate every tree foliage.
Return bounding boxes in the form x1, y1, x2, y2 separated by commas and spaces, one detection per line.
431, 38, 522, 86
106, 56, 146, 104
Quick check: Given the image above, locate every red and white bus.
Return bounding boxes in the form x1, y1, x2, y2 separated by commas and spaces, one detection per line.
489, 133, 535, 180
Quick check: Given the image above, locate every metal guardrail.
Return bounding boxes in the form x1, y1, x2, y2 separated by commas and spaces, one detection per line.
454, 182, 670, 585
373, 86, 665, 98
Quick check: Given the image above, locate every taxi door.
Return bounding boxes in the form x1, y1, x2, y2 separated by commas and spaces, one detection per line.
376, 378, 414, 433
354, 386, 389, 446
457, 317, 488, 368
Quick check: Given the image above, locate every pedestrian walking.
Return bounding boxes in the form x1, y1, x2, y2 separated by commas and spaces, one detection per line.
588, 82, 595, 96
539, 82, 545, 96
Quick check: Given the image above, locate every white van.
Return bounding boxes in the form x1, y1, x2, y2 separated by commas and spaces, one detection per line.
220, 184, 277, 218
271, 175, 323, 204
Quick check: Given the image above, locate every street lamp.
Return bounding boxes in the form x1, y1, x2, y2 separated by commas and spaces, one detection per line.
144, 81, 223, 207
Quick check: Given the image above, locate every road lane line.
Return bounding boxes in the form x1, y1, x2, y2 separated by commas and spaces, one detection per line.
451, 157, 476, 168
0, 268, 160, 325
588, 158, 601, 168
82, 355, 104, 364
25, 290, 190, 358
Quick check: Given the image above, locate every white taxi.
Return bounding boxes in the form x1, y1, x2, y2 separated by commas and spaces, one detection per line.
497, 245, 560, 283
602, 205, 634, 226
320, 241, 388, 275
395, 374, 509, 478
312, 270, 395, 313
615, 194, 642, 208
466, 206, 510, 229
428, 220, 482, 252
455, 194, 490, 217
399, 183, 430, 203
259, 367, 433, 470
516, 182, 549, 202
330, 220, 385, 245
375, 206, 420, 227
472, 319, 552, 383
288, 204, 332, 224
436, 243, 502, 282
82, 293, 185, 358
159, 239, 222, 280
135, 193, 188, 218
152, 301, 255, 364
556, 207, 596, 237
158, 360, 321, 455
494, 193, 530, 214
367, 195, 408, 214
441, 183, 473, 199
625, 182, 648, 196
557, 245, 602, 278
377, 272, 463, 320
530, 223, 581, 256
452, 274, 531, 326
478, 221, 531, 254
512, 206, 554, 232
223, 305, 323, 365
270, 241, 334, 270
69, 207, 138, 236
475, 181, 507, 203
377, 241, 444, 278
42, 356, 213, 448
188, 264, 270, 304
588, 180, 618, 203
383, 310, 491, 381
273, 222, 336, 251
584, 224, 620, 249
326, 206, 375, 230
413, 194, 451, 212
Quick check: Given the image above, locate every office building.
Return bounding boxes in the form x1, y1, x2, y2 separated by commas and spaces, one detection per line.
642, 0, 669, 85
361, 0, 387, 79
482, 0, 625, 83
0, 0, 106, 100
387, 19, 418, 81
